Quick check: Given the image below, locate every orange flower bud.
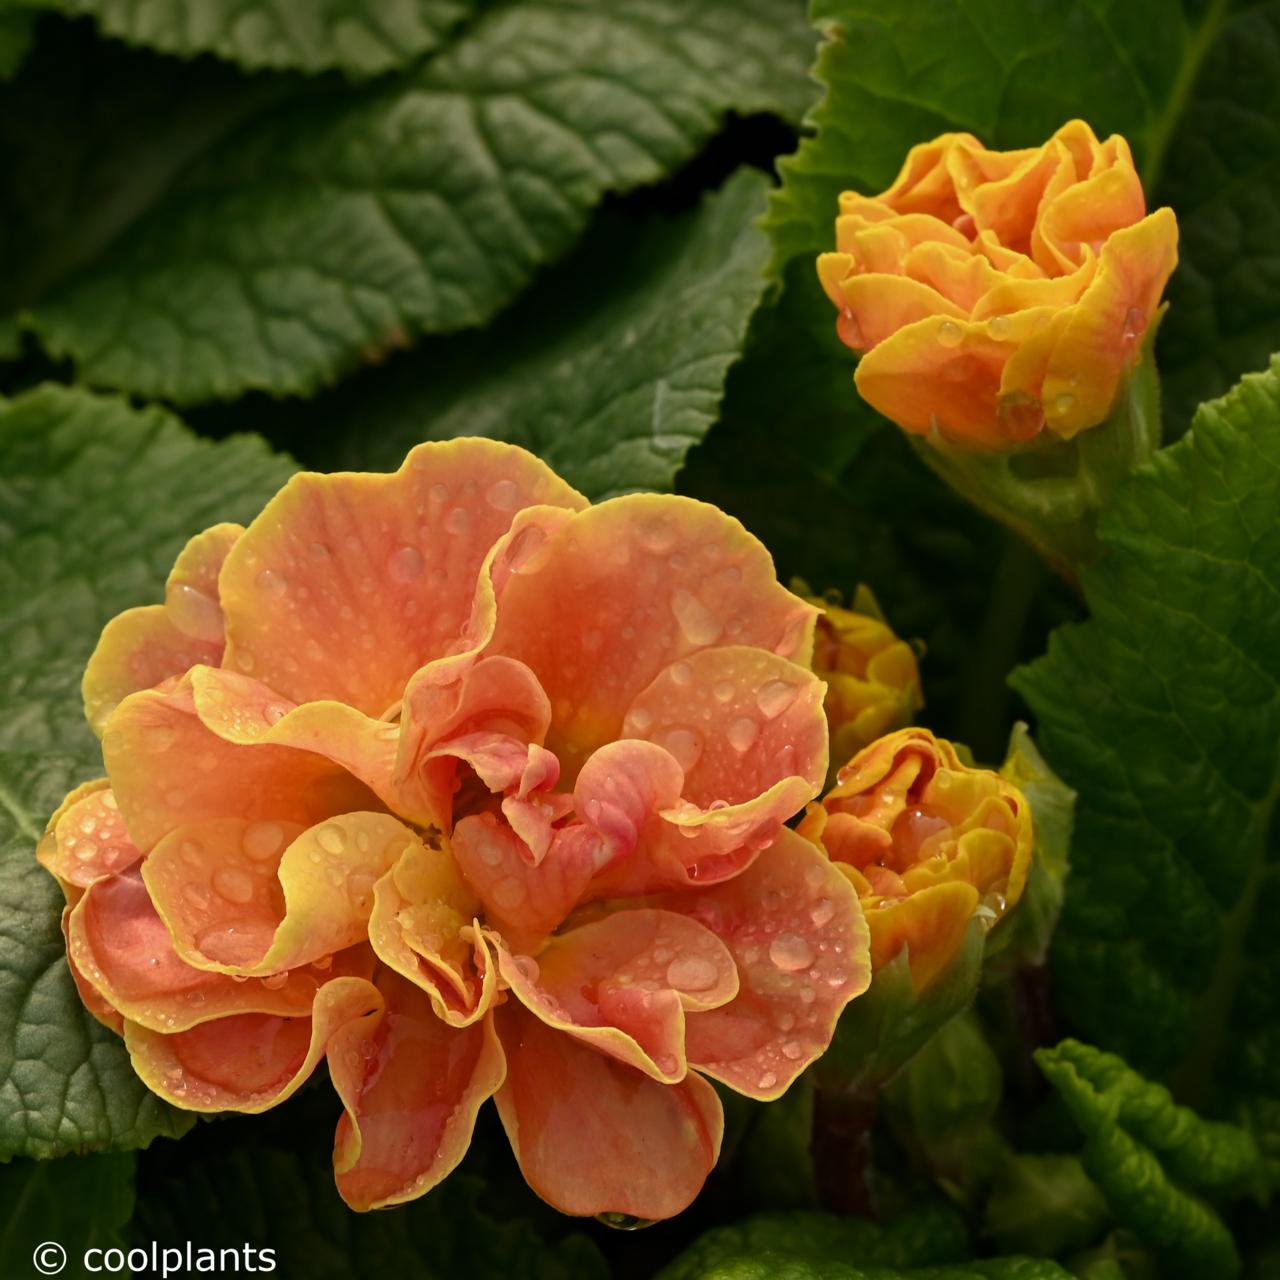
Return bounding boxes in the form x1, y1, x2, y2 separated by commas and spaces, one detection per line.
803, 587, 923, 777
800, 727, 1031, 992
817, 119, 1178, 449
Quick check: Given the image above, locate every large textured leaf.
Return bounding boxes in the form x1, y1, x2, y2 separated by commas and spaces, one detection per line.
1038, 1039, 1264, 1277
0, 385, 295, 1157
278, 169, 775, 497
1012, 359, 1280, 1148
765, 0, 1280, 438
23, 0, 471, 76
26, 0, 817, 404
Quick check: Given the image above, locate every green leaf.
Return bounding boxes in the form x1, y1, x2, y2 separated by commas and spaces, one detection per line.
983, 1155, 1110, 1258
1037, 1039, 1265, 1277
21, 0, 472, 77
132, 1117, 607, 1280
277, 169, 774, 497
764, 0, 1279, 437
0, 385, 294, 1157
26, 0, 818, 404
1010, 358, 1280, 1146
0, 5, 35, 81
0, 1152, 135, 1274
654, 1203, 972, 1280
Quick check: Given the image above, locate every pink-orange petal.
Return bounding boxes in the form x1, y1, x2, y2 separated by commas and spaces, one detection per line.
103, 673, 378, 852
218, 440, 586, 716
66, 870, 320, 1032
483, 494, 818, 781
496, 908, 738, 1083
82, 524, 242, 732
493, 1002, 724, 1219
331, 970, 506, 1210
142, 813, 420, 974
663, 828, 869, 1100
367, 837, 499, 1026
124, 969, 381, 1112
38, 784, 140, 891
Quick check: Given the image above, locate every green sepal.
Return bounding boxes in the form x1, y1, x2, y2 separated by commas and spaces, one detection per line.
909, 320, 1163, 583
1037, 1039, 1266, 1277
815, 919, 986, 1098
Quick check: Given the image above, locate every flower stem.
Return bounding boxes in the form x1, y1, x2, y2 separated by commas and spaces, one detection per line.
811, 1087, 879, 1218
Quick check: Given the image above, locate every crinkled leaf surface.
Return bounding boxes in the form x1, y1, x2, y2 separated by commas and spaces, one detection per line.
1012, 360, 1280, 1151
23, 0, 472, 76
0, 385, 295, 1156
765, 0, 1280, 438
280, 169, 774, 498
0, 1151, 134, 1271
1038, 1040, 1264, 1277
27, 0, 817, 404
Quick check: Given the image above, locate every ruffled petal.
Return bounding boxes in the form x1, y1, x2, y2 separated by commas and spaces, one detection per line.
495, 908, 738, 1083
330, 970, 506, 1210
66, 870, 320, 1032
493, 1002, 723, 1219
662, 828, 869, 1100
858, 876, 978, 992
124, 965, 380, 1112
37, 781, 139, 892
484, 494, 817, 779
142, 813, 419, 973
218, 439, 585, 715
103, 672, 380, 851
367, 836, 499, 1026
82, 524, 242, 732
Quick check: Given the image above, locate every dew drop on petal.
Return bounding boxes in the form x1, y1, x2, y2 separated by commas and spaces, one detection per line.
446, 507, 471, 535
657, 726, 702, 772
388, 545, 425, 583
988, 314, 1012, 340
182, 883, 210, 910
512, 954, 540, 984
757, 680, 798, 720
770, 932, 815, 973
242, 821, 284, 861
656, 1053, 679, 1075
759, 1070, 778, 1090
264, 702, 288, 726
166, 584, 224, 642
627, 707, 654, 736
262, 971, 288, 990
1123, 305, 1147, 344
810, 898, 836, 928
213, 867, 255, 904
487, 478, 521, 511
309, 541, 331, 560
727, 716, 758, 753
713, 681, 735, 704
255, 569, 287, 595
937, 320, 963, 348
671, 589, 722, 646
491, 877, 525, 911
1053, 392, 1076, 417
316, 824, 346, 855
234, 651, 255, 673
665, 955, 718, 991
782, 1040, 803, 1061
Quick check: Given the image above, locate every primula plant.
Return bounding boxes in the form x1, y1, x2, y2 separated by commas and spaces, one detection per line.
0, 3, 1276, 1280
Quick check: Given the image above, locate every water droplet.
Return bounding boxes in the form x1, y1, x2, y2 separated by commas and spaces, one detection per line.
1053, 392, 1076, 416
782, 1040, 803, 1060
101, 792, 118, 811
188, 990, 206, 1006
262, 971, 288, 990
656, 1053, 679, 1075
988, 314, 1012, 340
1122, 305, 1147, 344
487, 478, 521, 511
671, 589, 722, 646
179, 839, 203, 865
713, 681, 735, 704
759, 1071, 778, 1090
492, 877, 524, 911
264, 702, 288, 726
242, 821, 283, 861
309, 541, 330, 560
512, 954, 540, 984
182, 883, 210, 910
477, 837, 505, 867
213, 867, 255, 904
255, 568, 287, 595
669, 661, 693, 687
770, 933, 815, 972
727, 716, 758, 753
665, 955, 718, 991
997, 392, 1045, 440
145, 725, 177, 752
937, 320, 964, 348
316, 824, 346, 855
627, 707, 654, 736
166, 583, 224, 642
445, 507, 471, 535
388, 545, 424, 583
658, 726, 702, 772
810, 898, 836, 928
234, 651, 255, 673
313, 954, 333, 971
757, 681, 798, 720
776, 1010, 796, 1031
